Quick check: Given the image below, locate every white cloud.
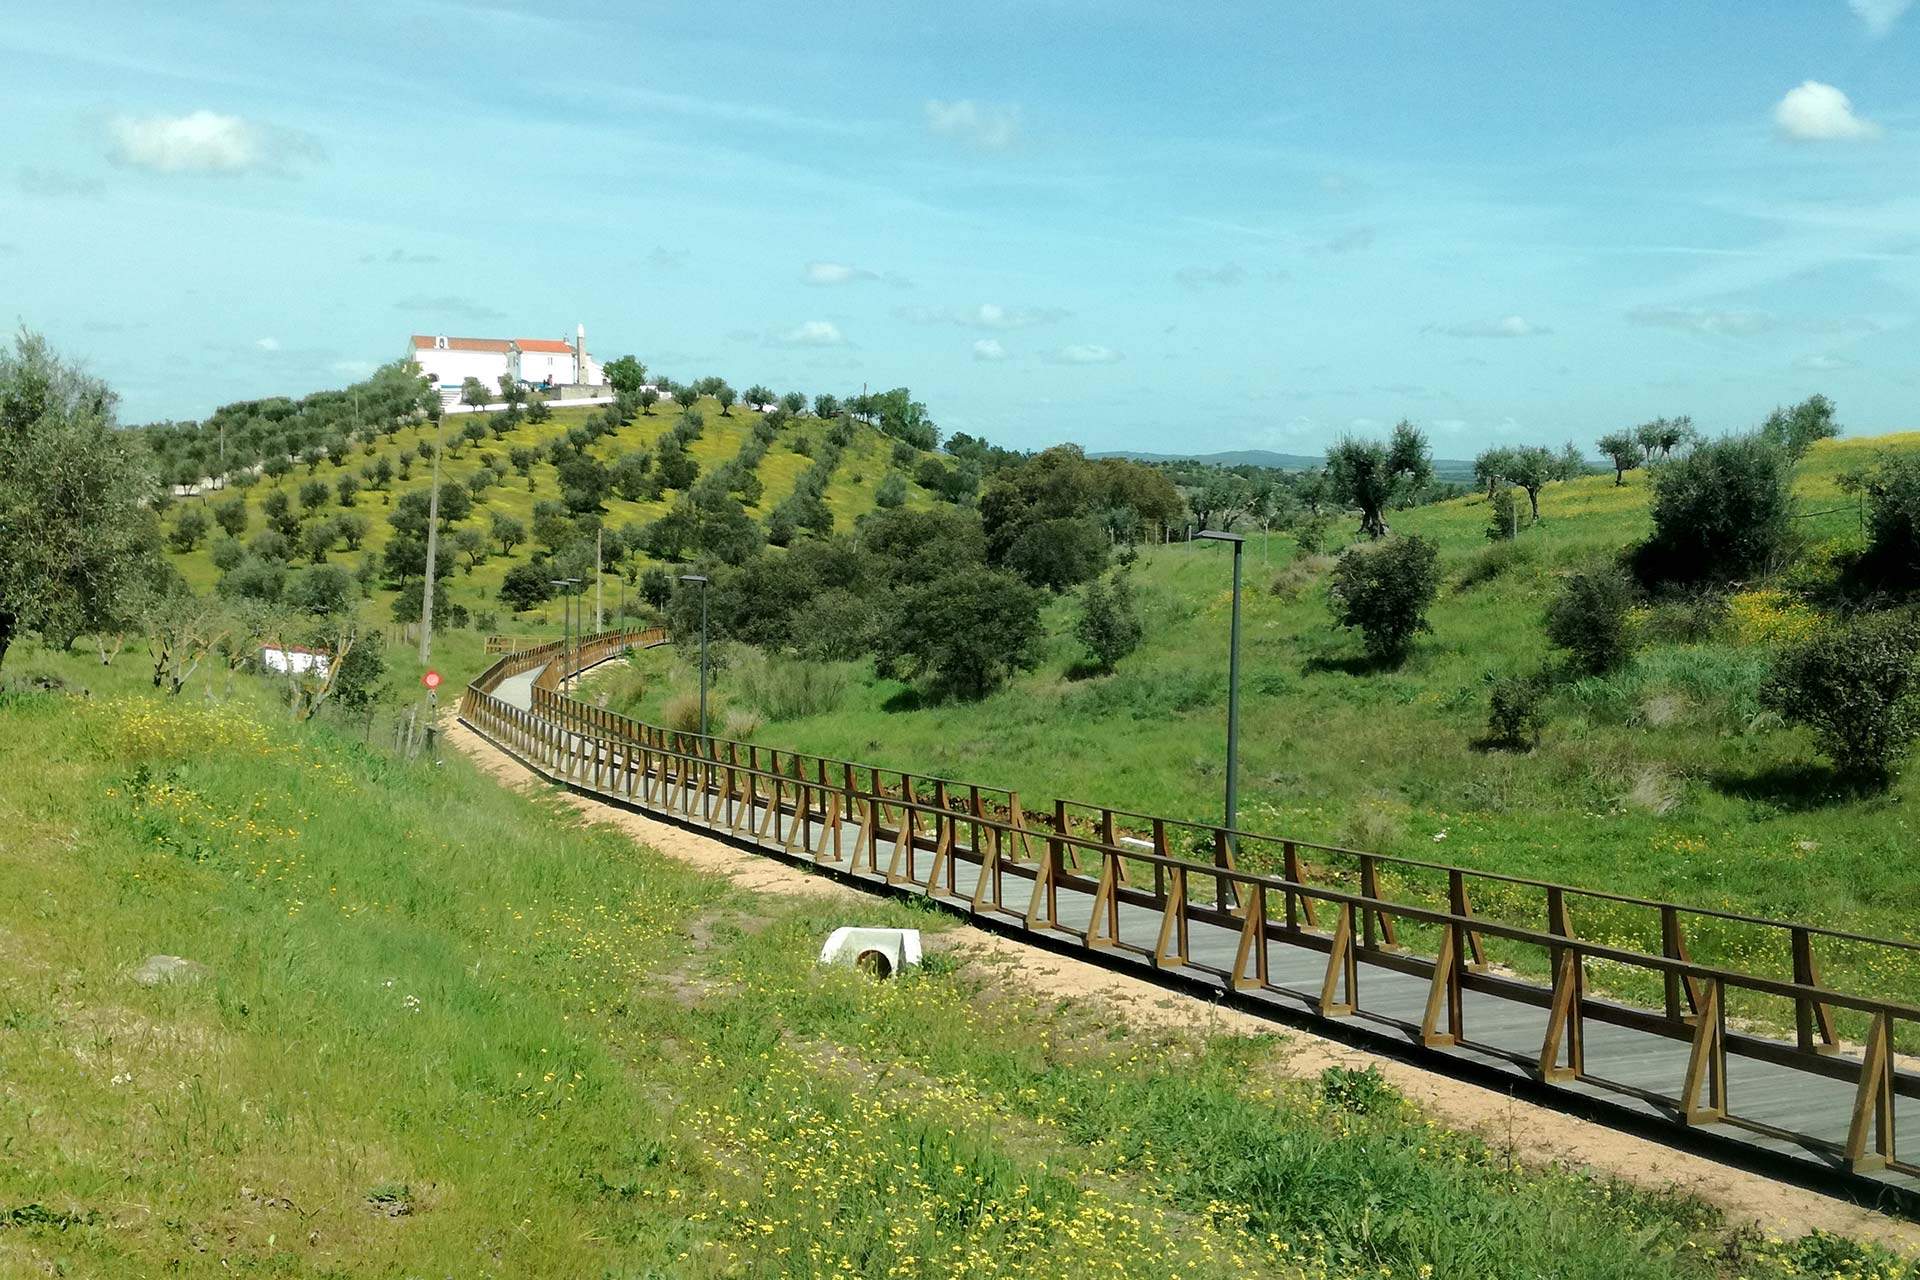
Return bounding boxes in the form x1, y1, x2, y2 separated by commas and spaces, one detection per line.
254, 337, 281, 352
972, 338, 1007, 362
924, 99, 1019, 150
799, 260, 910, 288
1849, 0, 1913, 36
1774, 81, 1881, 141
897, 302, 1068, 330
1795, 352, 1858, 371
1174, 262, 1246, 290
776, 319, 847, 347
107, 110, 320, 174
1433, 315, 1551, 338
1047, 343, 1122, 365
1626, 305, 1776, 336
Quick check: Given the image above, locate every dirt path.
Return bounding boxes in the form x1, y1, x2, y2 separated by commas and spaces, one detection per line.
446, 717, 1920, 1251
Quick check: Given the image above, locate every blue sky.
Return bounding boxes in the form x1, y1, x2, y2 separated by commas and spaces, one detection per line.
5, 1, 1918, 456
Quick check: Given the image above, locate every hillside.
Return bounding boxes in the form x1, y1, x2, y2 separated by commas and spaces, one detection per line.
599, 431, 1920, 1003
2, 640, 1908, 1277
1094, 447, 1480, 484
155, 394, 933, 626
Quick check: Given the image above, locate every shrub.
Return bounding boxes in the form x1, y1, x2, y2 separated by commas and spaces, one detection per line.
1292, 516, 1330, 555
1319, 1065, 1401, 1116
721, 707, 764, 740
1073, 572, 1143, 673
875, 566, 1046, 699
1853, 451, 1920, 590
1485, 487, 1518, 542
1456, 539, 1536, 592
730, 650, 850, 720
1762, 611, 1920, 788
1640, 593, 1727, 645
1328, 534, 1440, 663
661, 690, 719, 735
1636, 434, 1793, 585
1486, 671, 1552, 750
1544, 566, 1639, 675
1269, 554, 1334, 601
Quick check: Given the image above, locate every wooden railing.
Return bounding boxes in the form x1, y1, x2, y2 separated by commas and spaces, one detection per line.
461, 630, 1920, 1183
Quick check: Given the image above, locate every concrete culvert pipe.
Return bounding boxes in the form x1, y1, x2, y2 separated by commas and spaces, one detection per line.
855, 948, 895, 979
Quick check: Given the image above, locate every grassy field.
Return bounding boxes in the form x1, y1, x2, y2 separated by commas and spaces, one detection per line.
599, 433, 1920, 1009
2, 644, 1914, 1278
161, 396, 925, 623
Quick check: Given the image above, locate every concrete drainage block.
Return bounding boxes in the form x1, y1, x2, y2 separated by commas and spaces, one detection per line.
819, 927, 922, 979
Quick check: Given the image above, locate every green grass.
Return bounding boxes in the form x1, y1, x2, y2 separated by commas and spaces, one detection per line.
160, 398, 926, 624
599, 433, 1920, 1013
1, 648, 1912, 1277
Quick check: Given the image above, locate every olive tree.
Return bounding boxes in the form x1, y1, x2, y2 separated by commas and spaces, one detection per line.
0, 330, 159, 669
1326, 420, 1431, 538
1328, 534, 1440, 664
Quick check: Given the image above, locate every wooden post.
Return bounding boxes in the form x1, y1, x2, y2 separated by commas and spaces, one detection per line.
1231, 883, 1269, 991
1680, 978, 1727, 1125
1791, 927, 1839, 1054
1420, 927, 1462, 1048
1319, 903, 1357, 1016
1845, 1011, 1897, 1172
1152, 865, 1189, 968
1538, 948, 1584, 1083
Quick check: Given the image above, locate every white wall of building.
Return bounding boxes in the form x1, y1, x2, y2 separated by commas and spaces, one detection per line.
411, 345, 510, 390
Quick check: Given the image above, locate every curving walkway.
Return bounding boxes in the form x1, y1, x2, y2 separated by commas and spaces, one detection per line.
459, 629, 1920, 1213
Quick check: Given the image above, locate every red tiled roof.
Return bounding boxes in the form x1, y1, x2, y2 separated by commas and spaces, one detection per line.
410, 334, 574, 354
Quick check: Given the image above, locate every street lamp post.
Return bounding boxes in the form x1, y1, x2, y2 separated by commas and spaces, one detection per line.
1194, 530, 1246, 846
679, 574, 710, 738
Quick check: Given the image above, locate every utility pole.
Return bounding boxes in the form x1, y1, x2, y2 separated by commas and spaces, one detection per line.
594, 527, 604, 632
417, 407, 445, 665
680, 574, 710, 738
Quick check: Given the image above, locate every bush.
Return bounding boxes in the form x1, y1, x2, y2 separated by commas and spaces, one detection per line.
875, 566, 1046, 699
1328, 534, 1440, 663
1636, 434, 1793, 585
729, 650, 850, 720
1073, 572, 1143, 673
661, 689, 718, 735
1292, 516, 1330, 556
1269, 554, 1334, 601
1544, 566, 1639, 674
1486, 671, 1552, 750
1762, 611, 1920, 788
1319, 1065, 1401, 1116
721, 707, 764, 740
1456, 539, 1536, 592
1854, 451, 1920, 590
1485, 487, 1518, 542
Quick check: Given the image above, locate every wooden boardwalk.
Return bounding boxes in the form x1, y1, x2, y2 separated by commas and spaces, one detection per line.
464, 631, 1920, 1210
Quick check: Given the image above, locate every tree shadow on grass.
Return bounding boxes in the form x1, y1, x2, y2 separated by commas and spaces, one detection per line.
1301, 650, 1403, 678
1707, 762, 1870, 813
881, 687, 929, 713
1063, 659, 1110, 683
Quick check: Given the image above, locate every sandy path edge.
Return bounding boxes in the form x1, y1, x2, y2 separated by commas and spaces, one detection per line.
445, 716, 1920, 1251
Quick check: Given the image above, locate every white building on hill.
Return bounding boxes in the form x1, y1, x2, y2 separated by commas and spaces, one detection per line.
408, 323, 605, 394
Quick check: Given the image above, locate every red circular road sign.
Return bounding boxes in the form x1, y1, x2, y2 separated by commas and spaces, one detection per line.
422, 670, 442, 690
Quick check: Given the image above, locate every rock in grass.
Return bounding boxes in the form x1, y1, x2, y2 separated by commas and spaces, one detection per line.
131, 955, 204, 987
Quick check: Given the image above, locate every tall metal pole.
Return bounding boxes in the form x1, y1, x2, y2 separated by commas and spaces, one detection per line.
1225, 536, 1243, 842
417, 410, 444, 664
595, 527, 604, 632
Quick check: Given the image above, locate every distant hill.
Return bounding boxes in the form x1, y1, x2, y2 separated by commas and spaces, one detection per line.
1092, 448, 1479, 482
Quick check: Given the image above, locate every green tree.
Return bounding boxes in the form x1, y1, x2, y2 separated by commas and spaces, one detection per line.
299, 478, 330, 514
875, 566, 1045, 699
451, 526, 489, 573
1635, 416, 1695, 462
491, 511, 526, 556
336, 472, 360, 506
1764, 611, 1920, 789
611, 450, 654, 502
1760, 394, 1840, 461
1503, 445, 1563, 521
1074, 572, 1143, 673
214, 495, 250, 538
781, 391, 807, 416
1851, 451, 1920, 589
603, 355, 647, 399
336, 513, 369, 550
813, 392, 840, 419
1636, 434, 1793, 585
637, 387, 659, 415
744, 384, 774, 410
1485, 488, 1518, 542
1328, 534, 1440, 664
1326, 421, 1432, 538
0, 331, 157, 667
460, 377, 491, 414
499, 561, 552, 613
169, 506, 211, 552
714, 382, 738, 416
641, 566, 672, 610
874, 471, 909, 509
1473, 447, 1516, 499
1595, 431, 1645, 486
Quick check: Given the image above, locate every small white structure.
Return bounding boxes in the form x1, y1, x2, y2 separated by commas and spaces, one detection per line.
818, 927, 922, 978
261, 643, 330, 677
408, 323, 605, 393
